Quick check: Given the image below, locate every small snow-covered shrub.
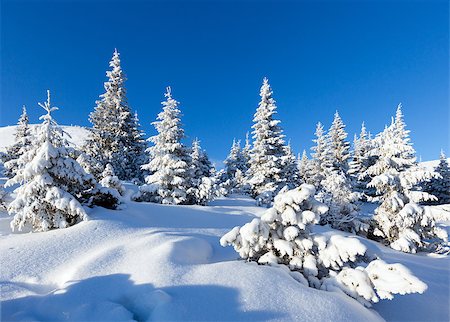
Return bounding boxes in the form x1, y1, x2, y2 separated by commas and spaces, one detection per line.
221, 184, 427, 306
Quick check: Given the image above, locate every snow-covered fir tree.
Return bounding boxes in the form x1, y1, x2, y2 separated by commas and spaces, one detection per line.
242, 131, 251, 170
1, 106, 33, 178
327, 111, 350, 174
84, 49, 146, 181
318, 169, 367, 233
310, 122, 331, 188
217, 139, 248, 195
348, 122, 375, 196
223, 139, 247, 180
100, 163, 126, 197
137, 87, 193, 205
247, 78, 287, 197
191, 138, 214, 179
298, 150, 313, 184
221, 184, 427, 307
189, 138, 216, 205
363, 105, 447, 253
422, 150, 450, 205
5, 91, 95, 232
281, 142, 301, 189
0, 183, 6, 211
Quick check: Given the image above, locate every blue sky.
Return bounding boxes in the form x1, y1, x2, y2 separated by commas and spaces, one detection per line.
1, 0, 448, 164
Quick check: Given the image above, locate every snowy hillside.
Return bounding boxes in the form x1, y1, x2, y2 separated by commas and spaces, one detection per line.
1, 185, 449, 321
0, 125, 90, 151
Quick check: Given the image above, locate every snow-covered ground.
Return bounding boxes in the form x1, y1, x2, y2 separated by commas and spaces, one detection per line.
1, 185, 449, 322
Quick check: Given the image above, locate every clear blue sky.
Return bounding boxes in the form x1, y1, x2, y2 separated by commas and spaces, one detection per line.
1, 0, 448, 164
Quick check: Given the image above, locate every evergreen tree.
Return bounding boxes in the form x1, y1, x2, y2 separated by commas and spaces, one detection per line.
318, 169, 366, 233
84, 49, 146, 181
191, 138, 213, 179
138, 87, 193, 205
364, 107, 447, 253
100, 163, 126, 197
422, 151, 450, 205
327, 111, 350, 174
247, 78, 287, 197
242, 131, 251, 170
5, 91, 94, 232
298, 150, 313, 184
0, 183, 6, 211
281, 142, 301, 189
348, 122, 373, 195
310, 122, 331, 188
1, 106, 33, 177
189, 138, 216, 204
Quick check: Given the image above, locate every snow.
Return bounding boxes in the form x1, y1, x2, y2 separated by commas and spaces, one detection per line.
0, 124, 90, 151
0, 182, 448, 321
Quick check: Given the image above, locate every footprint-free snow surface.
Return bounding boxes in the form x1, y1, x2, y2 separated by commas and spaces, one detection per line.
1, 191, 449, 321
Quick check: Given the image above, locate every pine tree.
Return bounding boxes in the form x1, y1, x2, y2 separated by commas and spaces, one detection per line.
221, 184, 427, 307
191, 138, 214, 179
100, 163, 126, 196
1, 106, 33, 177
189, 139, 216, 204
364, 106, 447, 253
5, 91, 95, 232
138, 87, 193, 205
318, 169, 366, 233
242, 131, 251, 170
84, 49, 145, 181
0, 183, 6, 211
327, 111, 350, 174
281, 142, 301, 189
348, 122, 373, 195
247, 78, 287, 197
422, 151, 450, 205
298, 150, 313, 184
310, 122, 331, 188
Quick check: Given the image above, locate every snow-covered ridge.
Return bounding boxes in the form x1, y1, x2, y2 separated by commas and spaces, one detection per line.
0, 125, 90, 151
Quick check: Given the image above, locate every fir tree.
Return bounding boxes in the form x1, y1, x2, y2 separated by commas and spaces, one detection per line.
310, 122, 331, 188
6, 91, 94, 232
138, 87, 193, 205
348, 122, 373, 195
327, 111, 350, 174
422, 151, 450, 205
189, 138, 216, 204
364, 107, 447, 253
247, 78, 287, 197
100, 163, 126, 197
242, 131, 251, 170
1, 106, 32, 177
191, 138, 213, 179
281, 142, 301, 189
298, 150, 313, 184
84, 49, 146, 181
